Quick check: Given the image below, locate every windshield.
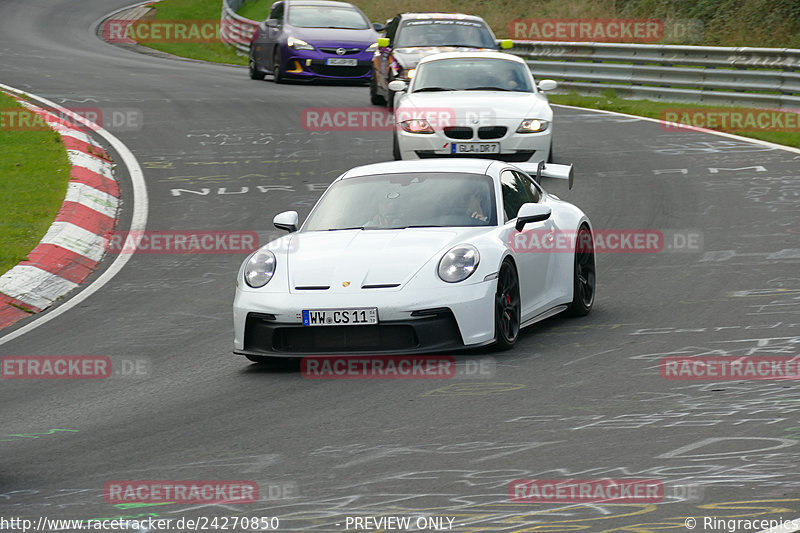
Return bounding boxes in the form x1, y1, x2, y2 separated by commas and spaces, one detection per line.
395, 20, 496, 48
413, 57, 534, 92
288, 5, 370, 29
303, 172, 497, 231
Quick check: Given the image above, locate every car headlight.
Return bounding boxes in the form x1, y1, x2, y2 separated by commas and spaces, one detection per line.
399, 119, 434, 134
516, 118, 549, 133
438, 245, 480, 283
288, 37, 314, 50
406, 68, 416, 79
366, 42, 378, 52
244, 250, 276, 288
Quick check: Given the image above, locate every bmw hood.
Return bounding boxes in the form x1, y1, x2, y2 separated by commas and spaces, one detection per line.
284, 228, 466, 292
393, 47, 491, 69
398, 91, 552, 121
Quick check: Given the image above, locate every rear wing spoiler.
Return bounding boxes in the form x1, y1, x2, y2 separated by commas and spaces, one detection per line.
513, 162, 574, 190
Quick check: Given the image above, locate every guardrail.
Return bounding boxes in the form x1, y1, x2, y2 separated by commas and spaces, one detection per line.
218, 1, 800, 108
220, 0, 257, 55
508, 41, 800, 108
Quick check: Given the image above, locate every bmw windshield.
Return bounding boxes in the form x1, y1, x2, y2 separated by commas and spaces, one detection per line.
413, 58, 534, 93
303, 173, 498, 231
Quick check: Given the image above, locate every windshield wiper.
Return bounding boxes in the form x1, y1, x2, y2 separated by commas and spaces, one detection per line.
413, 87, 455, 92
465, 86, 513, 91
387, 224, 444, 229
327, 226, 366, 231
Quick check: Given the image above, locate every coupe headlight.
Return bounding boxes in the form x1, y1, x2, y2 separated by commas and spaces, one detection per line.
438, 245, 480, 283
516, 118, 549, 133
366, 42, 378, 52
399, 119, 434, 134
244, 250, 276, 288
288, 37, 314, 50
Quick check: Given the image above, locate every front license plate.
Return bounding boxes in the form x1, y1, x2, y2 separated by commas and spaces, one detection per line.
302, 308, 378, 326
451, 142, 500, 154
325, 58, 358, 66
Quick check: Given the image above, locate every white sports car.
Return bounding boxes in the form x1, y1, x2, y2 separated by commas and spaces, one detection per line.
233, 159, 594, 360
390, 52, 558, 163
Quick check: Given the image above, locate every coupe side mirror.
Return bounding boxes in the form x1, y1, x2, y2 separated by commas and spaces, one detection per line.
515, 203, 552, 232
388, 80, 407, 92
274, 211, 299, 233
499, 39, 513, 49
373, 22, 385, 32
377, 37, 390, 47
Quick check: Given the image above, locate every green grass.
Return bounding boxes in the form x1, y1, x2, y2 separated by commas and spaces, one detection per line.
0, 93, 72, 277
237, 0, 269, 21
548, 90, 800, 149
138, 0, 248, 65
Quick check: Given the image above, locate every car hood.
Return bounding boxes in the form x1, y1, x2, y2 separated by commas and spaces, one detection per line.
399, 91, 552, 121
393, 47, 493, 68
287, 25, 378, 46
284, 228, 470, 292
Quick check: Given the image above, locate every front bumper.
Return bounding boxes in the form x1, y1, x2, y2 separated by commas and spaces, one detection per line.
233, 281, 497, 356
396, 122, 551, 163
281, 49, 373, 80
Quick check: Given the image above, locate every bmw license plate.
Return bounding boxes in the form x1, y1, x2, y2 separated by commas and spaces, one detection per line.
302, 308, 378, 326
452, 142, 500, 154
325, 58, 358, 66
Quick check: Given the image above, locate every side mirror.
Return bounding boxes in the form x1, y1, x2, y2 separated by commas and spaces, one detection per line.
266, 19, 279, 28
388, 79, 407, 92
273, 211, 299, 233
373, 22, 385, 32
377, 37, 390, 47
538, 79, 558, 91
499, 39, 513, 49
515, 203, 552, 232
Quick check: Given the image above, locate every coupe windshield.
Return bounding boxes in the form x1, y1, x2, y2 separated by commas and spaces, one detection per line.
303, 173, 497, 231
395, 20, 496, 48
288, 5, 369, 29
414, 58, 534, 92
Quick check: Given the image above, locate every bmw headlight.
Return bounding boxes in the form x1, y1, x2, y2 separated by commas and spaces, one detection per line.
438, 245, 480, 283
516, 118, 549, 133
244, 250, 276, 288
288, 37, 314, 50
399, 119, 434, 134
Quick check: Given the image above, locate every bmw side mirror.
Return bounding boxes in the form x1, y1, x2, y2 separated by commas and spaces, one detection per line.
515, 203, 552, 232
538, 79, 558, 91
274, 211, 299, 233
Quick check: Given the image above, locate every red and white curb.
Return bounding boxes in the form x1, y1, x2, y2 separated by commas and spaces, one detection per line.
0, 97, 119, 329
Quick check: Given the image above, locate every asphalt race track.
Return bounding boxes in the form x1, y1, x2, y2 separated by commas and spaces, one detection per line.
2, 1, 800, 531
